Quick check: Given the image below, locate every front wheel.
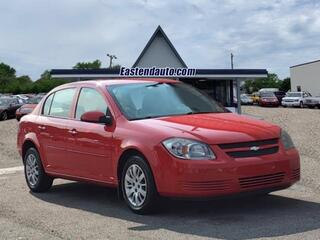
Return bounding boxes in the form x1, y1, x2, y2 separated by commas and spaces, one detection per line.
121, 155, 158, 214
300, 101, 304, 108
0, 111, 8, 121
24, 147, 53, 192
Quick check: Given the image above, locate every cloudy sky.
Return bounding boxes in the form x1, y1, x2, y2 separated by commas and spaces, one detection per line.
1, 0, 320, 80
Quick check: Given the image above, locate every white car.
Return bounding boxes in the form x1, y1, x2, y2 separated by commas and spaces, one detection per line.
304, 96, 320, 109
282, 91, 311, 108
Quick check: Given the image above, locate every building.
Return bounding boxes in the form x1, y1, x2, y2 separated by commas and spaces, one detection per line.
51, 26, 268, 113
290, 60, 320, 96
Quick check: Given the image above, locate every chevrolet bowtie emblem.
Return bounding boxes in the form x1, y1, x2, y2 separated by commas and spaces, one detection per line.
250, 146, 260, 151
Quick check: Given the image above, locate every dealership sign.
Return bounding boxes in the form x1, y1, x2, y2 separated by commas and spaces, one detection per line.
119, 67, 196, 77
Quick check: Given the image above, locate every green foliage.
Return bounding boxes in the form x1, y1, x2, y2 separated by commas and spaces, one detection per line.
244, 73, 290, 93
0, 62, 16, 78
0, 63, 68, 94
73, 59, 101, 69
279, 77, 291, 92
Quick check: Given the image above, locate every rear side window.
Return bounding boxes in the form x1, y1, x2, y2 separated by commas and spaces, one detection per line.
75, 88, 108, 120
43, 94, 54, 115
47, 88, 76, 118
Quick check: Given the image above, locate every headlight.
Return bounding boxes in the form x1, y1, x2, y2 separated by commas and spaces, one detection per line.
281, 130, 295, 150
162, 138, 215, 160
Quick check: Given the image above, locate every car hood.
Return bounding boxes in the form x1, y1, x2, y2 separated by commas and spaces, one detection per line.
134, 113, 280, 144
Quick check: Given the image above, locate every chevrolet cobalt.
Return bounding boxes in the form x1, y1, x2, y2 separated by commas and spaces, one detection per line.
17, 79, 300, 214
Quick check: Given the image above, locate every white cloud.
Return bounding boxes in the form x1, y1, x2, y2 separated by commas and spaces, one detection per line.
0, 0, 319, 79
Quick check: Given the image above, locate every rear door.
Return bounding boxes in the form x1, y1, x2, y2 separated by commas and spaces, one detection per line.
36, 88, 77, 175
67, 87, 114, 182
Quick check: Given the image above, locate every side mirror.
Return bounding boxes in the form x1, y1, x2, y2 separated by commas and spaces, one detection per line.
80, 111, 113, 125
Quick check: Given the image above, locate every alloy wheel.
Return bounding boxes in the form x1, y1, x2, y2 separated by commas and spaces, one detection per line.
124, 164, 147, 208
25, 153, 39, 186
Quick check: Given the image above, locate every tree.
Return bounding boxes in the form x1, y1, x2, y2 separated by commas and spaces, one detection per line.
73, 60, 101, 69
243, 73, 281, 93
279, 77, 291, 92
0, 63, 16, 92
0, 62, 16, 77
31, 70, 68, 93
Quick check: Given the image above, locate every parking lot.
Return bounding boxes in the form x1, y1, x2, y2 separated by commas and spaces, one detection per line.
0, 106, 320, 240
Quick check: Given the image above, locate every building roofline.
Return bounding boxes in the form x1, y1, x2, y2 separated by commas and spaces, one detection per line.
50, 68, 268, 79
132, 25, 187, 68
290, 59, 320, 68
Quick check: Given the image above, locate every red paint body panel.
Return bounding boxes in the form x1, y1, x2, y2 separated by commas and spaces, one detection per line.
17, 79, 300, 197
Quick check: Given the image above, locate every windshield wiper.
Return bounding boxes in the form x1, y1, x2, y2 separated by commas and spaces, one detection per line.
145, 82, 164, 88
186, 111, 215, 115
130, 116, 156, 121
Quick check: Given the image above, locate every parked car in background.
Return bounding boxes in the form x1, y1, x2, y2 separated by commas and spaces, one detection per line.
282, 91, 311, 108
259, 88, 279, 93
251, 92, 260, 104
16, 95, 44, 121
17, 79, 300, 214
259, 92, 279, 107
273, 91, 286, 105
13, 94, 29, 104
304, 95, 320, 109
240, 94, 253, 105
0, 97, 23, 120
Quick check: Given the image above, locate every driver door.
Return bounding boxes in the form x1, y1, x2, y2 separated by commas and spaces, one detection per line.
67, 87, 114, 183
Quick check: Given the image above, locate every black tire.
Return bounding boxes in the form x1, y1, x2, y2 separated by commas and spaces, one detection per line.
121, 155, 158, 214
0, 111, 8, 121
24, 147, 53, 192
300, 101, 304, 108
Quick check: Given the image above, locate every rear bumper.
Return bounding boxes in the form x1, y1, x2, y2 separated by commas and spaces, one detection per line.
260, 101, 279, 107
154, 147, 300, 198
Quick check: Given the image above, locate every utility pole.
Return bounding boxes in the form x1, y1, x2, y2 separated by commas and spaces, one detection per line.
231, 53, 234, 69
107, 53, 117, 68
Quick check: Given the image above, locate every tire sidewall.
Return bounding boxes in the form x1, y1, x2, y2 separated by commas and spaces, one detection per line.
121, 155, 157, 213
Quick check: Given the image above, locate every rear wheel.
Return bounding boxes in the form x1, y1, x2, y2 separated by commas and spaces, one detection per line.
0, 111, 8, 121
24, 147, 53, 192
121, 155, 158, 214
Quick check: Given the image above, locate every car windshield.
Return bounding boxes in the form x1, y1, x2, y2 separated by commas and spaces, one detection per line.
26, 96, 42, 104
0, 98, 10, 106
108, 82, 226, 120
260, 92, 275, 97
287, 92, 301, 97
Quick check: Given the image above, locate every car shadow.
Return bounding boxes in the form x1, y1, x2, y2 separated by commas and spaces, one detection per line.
31, 181, 320, 240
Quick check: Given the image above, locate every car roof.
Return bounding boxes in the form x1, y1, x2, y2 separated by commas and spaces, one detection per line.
59, 78, 179, 89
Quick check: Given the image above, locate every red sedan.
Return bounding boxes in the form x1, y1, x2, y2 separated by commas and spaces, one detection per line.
259, 92, 280, 107
15, 95, 44, 121
17, 79, 300, 214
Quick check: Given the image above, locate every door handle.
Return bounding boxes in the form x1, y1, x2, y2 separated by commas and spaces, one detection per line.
68, 129, 77, 135
38, 125, 46, 130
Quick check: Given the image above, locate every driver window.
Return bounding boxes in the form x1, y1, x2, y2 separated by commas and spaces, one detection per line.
75, 88, 108, 120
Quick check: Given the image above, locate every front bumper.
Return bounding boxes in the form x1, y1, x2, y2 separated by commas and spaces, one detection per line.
282, 101, 300, 107
154, 146, 300, 198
